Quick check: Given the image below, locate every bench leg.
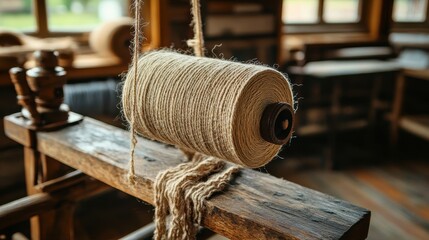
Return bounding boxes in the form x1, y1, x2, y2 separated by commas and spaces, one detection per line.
24, 147, 75, 240
390, 73, 405, 146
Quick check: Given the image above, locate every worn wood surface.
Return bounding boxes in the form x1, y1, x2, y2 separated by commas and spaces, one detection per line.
3, 116, 371, 240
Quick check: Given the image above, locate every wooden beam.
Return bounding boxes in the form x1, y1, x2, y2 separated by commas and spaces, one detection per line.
0, 178, 107, 230
2, 117, 372, 239
368, 0, 394, 41
35, 170, 86, 193
0, 193, 56, 229
119, 222, 155, 240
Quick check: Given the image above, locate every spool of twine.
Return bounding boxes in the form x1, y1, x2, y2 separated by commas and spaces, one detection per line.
122, 50, 293, 168
89, 17, 134, 61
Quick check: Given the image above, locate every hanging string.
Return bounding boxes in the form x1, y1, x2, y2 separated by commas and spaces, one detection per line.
128, 0, 141, 182
182, 0, 205, 160
188, 0, 205, 57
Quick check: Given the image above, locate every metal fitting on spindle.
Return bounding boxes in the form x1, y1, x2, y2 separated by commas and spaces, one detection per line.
260, 102, 294, 145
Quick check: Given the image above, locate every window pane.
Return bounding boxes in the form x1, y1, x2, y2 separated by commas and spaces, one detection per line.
47, 0, 127, 31
393, 0, 428, 22
0, 0, 36, 31
283, 0, 319, 24
323, 0, 360, 23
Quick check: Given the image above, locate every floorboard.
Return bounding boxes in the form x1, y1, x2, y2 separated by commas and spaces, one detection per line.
285, 160, 429, 240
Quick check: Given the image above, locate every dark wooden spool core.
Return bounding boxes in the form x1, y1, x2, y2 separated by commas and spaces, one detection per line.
260, 102, 294, 145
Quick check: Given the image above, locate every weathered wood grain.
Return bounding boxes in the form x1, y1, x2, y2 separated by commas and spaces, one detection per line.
7, 116, 370, 240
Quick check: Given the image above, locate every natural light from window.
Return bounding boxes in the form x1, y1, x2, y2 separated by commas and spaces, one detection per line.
0, 0, 36, 31
393, 0, 428, 22
283, 0, 361, 24
323, 0, 360, 23
283, 0, 319, 24
47, 0, 127, 31
0, 0, 128, 32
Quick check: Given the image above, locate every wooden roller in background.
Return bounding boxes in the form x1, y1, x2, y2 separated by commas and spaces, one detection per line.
0, 30, 24, 47
0, 30, 26, 71
89, 17, 134, 62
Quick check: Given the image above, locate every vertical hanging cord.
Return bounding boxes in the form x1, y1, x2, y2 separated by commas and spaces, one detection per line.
128, 0, 141, 182
189, 0, 205, 57
180, 0, 205, 161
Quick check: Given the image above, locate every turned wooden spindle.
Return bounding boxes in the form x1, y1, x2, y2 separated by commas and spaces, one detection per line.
9, 67, 41, 125
26, 50, 69, 124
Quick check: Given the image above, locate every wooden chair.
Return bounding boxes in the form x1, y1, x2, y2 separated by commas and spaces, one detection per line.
0, 50, 371, 240
391, 69, 429, 144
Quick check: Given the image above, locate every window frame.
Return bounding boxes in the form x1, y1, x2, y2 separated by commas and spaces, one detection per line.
283, 0, 369, 34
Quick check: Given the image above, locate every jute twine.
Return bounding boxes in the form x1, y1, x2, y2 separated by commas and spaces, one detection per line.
123, 0, 247, 239
123, 51, 293, 168
127, 0, 142, 182
154, 153, 239, 239
187, 0, 205, 57
125, 0, 292, 239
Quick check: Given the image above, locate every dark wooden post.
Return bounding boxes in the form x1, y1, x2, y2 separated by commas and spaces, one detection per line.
5, 50, 83, 240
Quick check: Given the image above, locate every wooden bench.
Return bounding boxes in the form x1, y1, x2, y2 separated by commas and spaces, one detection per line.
1, 114, 371, 239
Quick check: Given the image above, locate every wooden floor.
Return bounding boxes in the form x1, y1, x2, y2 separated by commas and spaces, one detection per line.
284, 160, 429, 240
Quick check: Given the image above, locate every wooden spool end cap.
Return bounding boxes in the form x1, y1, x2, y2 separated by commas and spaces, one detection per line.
260, 102, 294, 145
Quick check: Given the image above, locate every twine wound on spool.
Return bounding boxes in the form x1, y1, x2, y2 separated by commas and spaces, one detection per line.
124, 0, 294, 238
123, 50, 294, 239
123, 51, 294, 168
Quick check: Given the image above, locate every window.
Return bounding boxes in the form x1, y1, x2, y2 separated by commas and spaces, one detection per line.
283, 0, 319, 24
282, 0, 365, 33
393, 0, 428, 22
323, 0, 360, 23
392, 0, 429, 31
0, 0, 37, 31
0, 0, 129, 36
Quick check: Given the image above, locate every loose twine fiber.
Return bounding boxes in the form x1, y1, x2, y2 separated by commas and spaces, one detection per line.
124, 0, 293, 239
